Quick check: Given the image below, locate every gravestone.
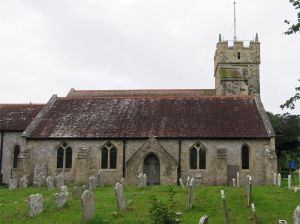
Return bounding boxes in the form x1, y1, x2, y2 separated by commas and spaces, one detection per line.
81, 190, 96, 221
237, 172, 240, 187
8, 178, 17, 191
120, 178, 126, 190
56, 192, 68, 209
199, 215, 208, 224
138, 173, 145, 188
82, 185, 87, 192
294, 205, 300, 224
188, 178, 195, 209
60, 185, 68, 195
273, 173, 277, 186
19, 176, 28, 189
186, 176, 190, 187
288, 175, 292, 190
143, 174, 147, 186
33, 163, 47, 187
278, 173, 282, 187
232, 178, 236, 187
97, 170, 105, 187
73, 186, 82, 199
295, 187, 299, 193
88, 176, 96, 191
251, 203, 258, 224
247, 176, 252, 207
221, 190, 230, 224
179, 178, 185, 188
29, 193, 43, 217
46, 176, 54, 191
114, 182, 126, 210
56, 174, 64, 189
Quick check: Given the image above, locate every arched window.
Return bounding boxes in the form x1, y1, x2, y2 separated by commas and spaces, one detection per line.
13, 145, 20, 168
189, 143, 206, 170
56, 143, 72, 169
242, 144, 250, 169
101, 142, 117, 169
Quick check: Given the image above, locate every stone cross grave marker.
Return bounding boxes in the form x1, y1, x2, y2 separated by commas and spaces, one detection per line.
56, 174, 64, 189
29, 193, 43, 217
81, 190, 96, 221
19, 176, 28, 189
288, 175, 292, 190
278, 173, 282, 187
73, 186, 82, 199
294, 205, 300, 224
188, 178, 195, 209
273, 173, 277, 186
114, 182, 126, 210
8, 178, 17, 191
232, 178, 236, 187
97, 170, 104, 187
251, 203, 258, 224
89, 176, 96, 191
237, 172, 240, 187
179, 178, 185, 188
221, 190, 230, 224
46, 176, 54, 191
199, 215, 208, 224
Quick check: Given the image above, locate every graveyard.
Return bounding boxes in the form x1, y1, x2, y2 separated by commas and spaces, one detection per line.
0, 174, 299, 224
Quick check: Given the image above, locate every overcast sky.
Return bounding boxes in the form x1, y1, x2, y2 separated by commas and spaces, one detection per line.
0, 0, 299, 114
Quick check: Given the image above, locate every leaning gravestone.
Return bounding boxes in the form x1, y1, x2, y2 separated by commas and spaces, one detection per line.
273, 173, 277, 186
278, 173, 282, 187
120, 178, 126, 190
97, 169, 104, 187
8, 178, 17, 191
179, 178, 185, 188
188, 178, 195, 209
29, 193, 43, 217
199, 215, 208, 224
56, 192, 68, 209
294, 205, 300, 224
81, 190, 96, 221
73, 186, 82, 199
19, 176, 28, 189
88, 176, 96, 191
46, 176, 54, 191
114, 182, 126, 210
56, 174, 64, 189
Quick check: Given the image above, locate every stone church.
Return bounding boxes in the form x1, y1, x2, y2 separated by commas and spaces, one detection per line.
0, 34, 277, 186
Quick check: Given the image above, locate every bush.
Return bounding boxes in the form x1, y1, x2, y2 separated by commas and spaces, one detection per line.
149, 187, 177, 224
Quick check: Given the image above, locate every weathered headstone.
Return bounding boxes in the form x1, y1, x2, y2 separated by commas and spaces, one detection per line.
56, 192, 68, 209
251, 203, 257, 224
88, 176, 96, 191
143, 174, 147, 186
29, 193, 43, 217
247, 176, 253, 207
278, 173, 282, 187
8, 178, 17, 191
56, 174, 64, 189
81, 190, 96, 221
46, 176, 54, 191
179, 178, 185, 188
186, 176, 190, 187
188, 178, 195, 209
221, 190, 230, 224
120, 177, 126, 190
199, 215, 208, 224
73, 186, 82, 199
237, 172, 240, 187
288, 175, 292, 190
114, 182, 126, 210
97, 170, 104, 187
19, 176, 28, 189
232, 178, 236, 187
33, 163, 47, 187
293, 205, 300, 224
138, 173, 146, 188
60, 185, 69, 195
273, 173, 277, 186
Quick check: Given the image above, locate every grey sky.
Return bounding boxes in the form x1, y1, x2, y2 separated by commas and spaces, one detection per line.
0, 0, 299, 114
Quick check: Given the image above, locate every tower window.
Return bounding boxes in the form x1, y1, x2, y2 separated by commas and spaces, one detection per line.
237, 52, 241, 60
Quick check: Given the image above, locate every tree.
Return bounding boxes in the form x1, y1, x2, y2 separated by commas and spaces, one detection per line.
267, 112, 300, 170
280, 80, 300, 110
284, 0, 300, 35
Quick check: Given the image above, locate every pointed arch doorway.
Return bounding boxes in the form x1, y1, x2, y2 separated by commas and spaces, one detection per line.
143, 153, 160, 185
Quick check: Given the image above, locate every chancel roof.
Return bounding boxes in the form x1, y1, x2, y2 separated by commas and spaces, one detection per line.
0, 104, 44, 131
25, 95, 273, 139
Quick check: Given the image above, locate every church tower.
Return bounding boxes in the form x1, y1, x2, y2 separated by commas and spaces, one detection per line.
214, 34, 261, 96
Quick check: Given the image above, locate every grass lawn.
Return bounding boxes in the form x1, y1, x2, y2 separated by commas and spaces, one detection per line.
0, 178, 299, 224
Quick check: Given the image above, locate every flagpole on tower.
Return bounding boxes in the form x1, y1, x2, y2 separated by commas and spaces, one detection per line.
233, 0, 237, 42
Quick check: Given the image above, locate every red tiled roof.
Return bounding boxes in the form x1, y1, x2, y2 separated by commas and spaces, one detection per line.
28, 96, 269, 138
0, 104, 44, 131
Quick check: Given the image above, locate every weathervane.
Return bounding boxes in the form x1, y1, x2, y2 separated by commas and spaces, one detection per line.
233, 0, 237, 41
